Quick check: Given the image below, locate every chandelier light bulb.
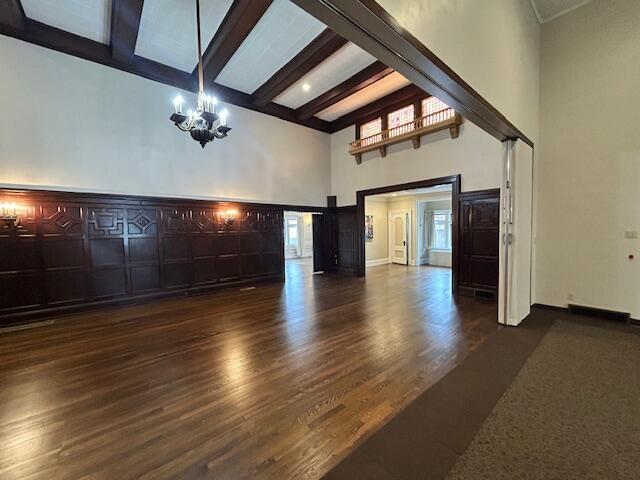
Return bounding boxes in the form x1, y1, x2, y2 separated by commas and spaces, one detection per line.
173, 95, 183, 113
220, 109, 229, 126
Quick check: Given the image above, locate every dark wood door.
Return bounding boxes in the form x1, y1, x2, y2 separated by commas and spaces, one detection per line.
458, 189, 500, 297
312, 214, 325, 272
323, 206, 357, 276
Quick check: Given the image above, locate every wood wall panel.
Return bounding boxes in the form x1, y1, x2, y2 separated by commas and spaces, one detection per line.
458, 189, 500, 296
0, 189, 285, 324
335, 206, 358, 275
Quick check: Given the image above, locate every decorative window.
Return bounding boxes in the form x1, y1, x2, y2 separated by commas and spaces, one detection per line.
429, 210, 452, 250
422, 97, 455, 126
360, 118, 382, 146
387, 104, 415, 137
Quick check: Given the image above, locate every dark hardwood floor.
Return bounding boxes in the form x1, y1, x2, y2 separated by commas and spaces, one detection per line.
0, 261, 498, 479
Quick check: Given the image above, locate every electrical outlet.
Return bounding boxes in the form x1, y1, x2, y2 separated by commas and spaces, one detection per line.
567, 293, 574, 301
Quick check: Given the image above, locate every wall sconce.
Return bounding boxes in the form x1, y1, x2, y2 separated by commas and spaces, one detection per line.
0, 202, 20, 230
219, 209, 238, 227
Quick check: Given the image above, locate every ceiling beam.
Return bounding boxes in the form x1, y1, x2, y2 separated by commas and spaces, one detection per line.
197, 0, 272, 82
251, 28, 347, 107
0, 19, 331, 132
203, 77, 331, 132
291, 0, 533, 147
295, 60, 392, 120
0, 0, 25, 30
110, 0, 145, 64
328, 83, 426, 133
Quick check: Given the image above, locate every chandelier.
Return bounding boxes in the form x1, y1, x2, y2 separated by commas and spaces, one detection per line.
170, 0, 231, 148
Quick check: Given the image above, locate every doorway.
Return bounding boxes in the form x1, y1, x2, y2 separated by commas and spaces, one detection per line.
283, 210, 325, 279
357, 175, 461, 293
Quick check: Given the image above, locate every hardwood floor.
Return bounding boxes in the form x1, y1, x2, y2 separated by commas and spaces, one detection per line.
0, 261, 498, 480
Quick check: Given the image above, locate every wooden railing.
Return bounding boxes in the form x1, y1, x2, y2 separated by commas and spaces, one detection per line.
349, 108, 462, 163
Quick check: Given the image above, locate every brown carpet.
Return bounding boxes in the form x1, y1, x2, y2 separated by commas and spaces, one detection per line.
447, 314, 640, 479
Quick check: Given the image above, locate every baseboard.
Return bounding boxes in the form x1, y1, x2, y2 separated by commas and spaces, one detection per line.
532, 303, 639, 325
568, 304, 629, 323
366, 257, 390, 267
532, 303, 568, 312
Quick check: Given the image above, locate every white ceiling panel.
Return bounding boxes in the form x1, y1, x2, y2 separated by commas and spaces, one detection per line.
316, 72, 412, 122
22, 0, 112, 44
215, 0, 325, 94
530, 0, 593, 23
135, 0, 233, 72
273, 42, 377, 110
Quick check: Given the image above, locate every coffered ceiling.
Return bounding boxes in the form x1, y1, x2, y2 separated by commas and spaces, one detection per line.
0, 0, 424, 133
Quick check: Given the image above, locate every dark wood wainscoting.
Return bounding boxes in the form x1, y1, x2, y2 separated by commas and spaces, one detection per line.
0, 189, 299, 324
457, 189, 500, 297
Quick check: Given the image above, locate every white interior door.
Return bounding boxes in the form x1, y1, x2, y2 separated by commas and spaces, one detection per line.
390, 212, 408, 265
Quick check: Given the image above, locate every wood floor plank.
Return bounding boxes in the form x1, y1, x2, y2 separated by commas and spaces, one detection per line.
0, 259, 498, 479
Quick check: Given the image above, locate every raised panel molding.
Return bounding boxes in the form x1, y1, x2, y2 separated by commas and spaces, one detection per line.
0, 189, 288, 324
88, 208, 125, 236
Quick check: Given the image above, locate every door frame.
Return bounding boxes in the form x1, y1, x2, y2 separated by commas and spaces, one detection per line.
355, 175, 461, 293
388, 209, 411, 265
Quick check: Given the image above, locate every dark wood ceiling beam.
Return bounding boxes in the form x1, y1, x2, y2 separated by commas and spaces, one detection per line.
197, 0, 272, 82
202, 76, 330, 132
0, 19, 331, 132
291, 0, 532, 147
328, 83, 426, 133
0, 0, 25, 30
251, 28, 347, 107
110, 0, 145, 64
295, 60, 392, 120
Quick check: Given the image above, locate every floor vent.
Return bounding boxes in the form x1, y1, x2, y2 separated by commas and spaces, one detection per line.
568, 304, 630, 323
474, 289, 495, 300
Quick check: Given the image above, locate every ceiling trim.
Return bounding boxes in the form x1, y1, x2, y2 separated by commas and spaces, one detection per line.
328, 83, 426, 133
295, 60, 392, 120
197, 0, 272, 83
110, 0, 144, 64
0, 17, 332, 132
251, 28, 347, 107
0, 0, 25, 30
530, 0, 593, 24
292, 0, 533, 147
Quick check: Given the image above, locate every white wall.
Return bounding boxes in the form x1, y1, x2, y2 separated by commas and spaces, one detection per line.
0, 36, 331, 206
365, 198, 389, 263
535, 0, 640, 319
331, 121, 502, 206
377, 0, 540, 144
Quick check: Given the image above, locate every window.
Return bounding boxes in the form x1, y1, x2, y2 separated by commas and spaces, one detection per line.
387, 104, 414, 136
360, 118, 382, 146
285, 218, 298, 247
430, 210, 452, 250
422, 97, 454, 126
